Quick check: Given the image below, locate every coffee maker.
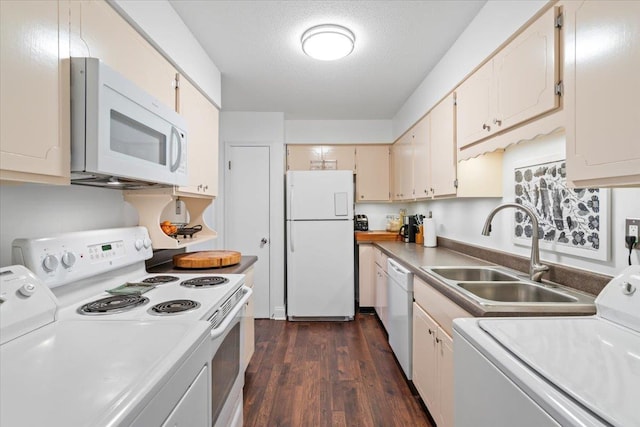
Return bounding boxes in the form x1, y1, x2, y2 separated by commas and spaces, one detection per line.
399, 216, 419, 243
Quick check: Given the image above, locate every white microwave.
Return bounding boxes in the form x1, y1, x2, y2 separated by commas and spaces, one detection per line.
70, 57, 188, 189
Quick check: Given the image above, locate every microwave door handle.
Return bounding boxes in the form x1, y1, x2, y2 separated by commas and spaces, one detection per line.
169, 126, 182, 172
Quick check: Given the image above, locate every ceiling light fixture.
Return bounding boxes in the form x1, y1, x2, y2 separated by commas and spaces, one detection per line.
301, 24, 355, 61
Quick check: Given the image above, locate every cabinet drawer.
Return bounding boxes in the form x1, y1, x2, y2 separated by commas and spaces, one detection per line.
374, 248, 388, 272
414, 276, 471, 336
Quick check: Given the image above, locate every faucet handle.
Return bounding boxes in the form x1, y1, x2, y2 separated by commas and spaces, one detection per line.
531, 263, 550, 282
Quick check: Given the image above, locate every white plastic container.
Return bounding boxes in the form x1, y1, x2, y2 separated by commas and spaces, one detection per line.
423, 212, 436, 247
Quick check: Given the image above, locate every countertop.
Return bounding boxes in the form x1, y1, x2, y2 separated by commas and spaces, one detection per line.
147, 255, 258, 275
355, 230, 401, 242
373, 241, 596, 317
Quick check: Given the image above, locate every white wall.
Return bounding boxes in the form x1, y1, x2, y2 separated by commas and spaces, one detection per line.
392, 0, 548, 140
110, 0, 222, 108
219, 112, 286, 319
355, 202, 413, 231
0, 185, 138, 267
409, 134, 640, 277
285, 120, 392, 144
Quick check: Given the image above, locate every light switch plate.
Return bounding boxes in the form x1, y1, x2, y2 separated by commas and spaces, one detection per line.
626, 218, 640, 249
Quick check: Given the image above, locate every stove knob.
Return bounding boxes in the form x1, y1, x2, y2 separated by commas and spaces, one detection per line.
61, 252, 77, 268
42, 254, 59, 272
143, 238, 152, 249
134, 239, 144, 251
622, 281, 636, 295
19, 282, 37, 297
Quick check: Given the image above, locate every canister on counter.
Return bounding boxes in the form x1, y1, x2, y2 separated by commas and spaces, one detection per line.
415, 225, 424, 244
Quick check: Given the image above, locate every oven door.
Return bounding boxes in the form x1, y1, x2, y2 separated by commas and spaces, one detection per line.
209, 287, 252, 427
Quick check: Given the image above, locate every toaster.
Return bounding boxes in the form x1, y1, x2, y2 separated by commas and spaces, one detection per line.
354, 214, 369, 231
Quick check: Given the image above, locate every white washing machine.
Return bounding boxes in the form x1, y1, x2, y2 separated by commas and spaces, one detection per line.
454, 265, 640, 427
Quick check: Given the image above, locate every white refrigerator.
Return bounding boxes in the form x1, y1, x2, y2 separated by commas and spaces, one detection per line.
286, 170, 355, 320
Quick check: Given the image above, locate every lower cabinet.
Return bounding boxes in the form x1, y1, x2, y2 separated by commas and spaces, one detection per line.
374, 262, 389, 331
358, 244, 376, 307
413, 303, 454, 427
413, 276, 471, 427
243, 266, 255, 371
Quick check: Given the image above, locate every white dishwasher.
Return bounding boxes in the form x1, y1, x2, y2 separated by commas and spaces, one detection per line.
387, 258, 413, 379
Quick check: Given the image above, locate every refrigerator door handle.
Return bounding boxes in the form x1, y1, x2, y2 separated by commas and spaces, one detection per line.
290, 220, 295, 252
289, 185, 294, 220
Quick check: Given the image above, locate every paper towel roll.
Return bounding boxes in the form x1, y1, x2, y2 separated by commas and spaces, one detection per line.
423, 217, 437, 247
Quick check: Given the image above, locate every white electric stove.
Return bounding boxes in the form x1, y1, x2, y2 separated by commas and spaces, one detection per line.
454, 265, 640, 427
2, 227, 251, 427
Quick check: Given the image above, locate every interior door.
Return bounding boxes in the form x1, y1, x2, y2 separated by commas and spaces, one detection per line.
225, 145, 270, 318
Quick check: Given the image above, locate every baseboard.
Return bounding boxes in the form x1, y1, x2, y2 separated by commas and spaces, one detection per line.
272, 306, 286, 320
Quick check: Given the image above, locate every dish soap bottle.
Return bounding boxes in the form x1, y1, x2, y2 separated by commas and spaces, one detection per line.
424, 211, 437, 247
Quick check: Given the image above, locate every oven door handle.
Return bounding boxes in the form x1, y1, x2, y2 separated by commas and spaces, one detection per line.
210, 287, 253, 339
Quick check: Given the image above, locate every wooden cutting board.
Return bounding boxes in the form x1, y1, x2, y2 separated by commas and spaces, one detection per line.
173, 250, 241, 269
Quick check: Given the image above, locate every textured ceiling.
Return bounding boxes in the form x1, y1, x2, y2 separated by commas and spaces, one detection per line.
169, 1, 487, 120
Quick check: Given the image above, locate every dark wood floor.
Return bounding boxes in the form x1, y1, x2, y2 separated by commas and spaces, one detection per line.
243, 313, 434, 427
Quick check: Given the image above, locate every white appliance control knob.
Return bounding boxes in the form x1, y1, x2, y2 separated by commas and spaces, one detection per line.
42, 254, 59, 272
622, 281, 636, 295
19, 282, 37, 297
61, 252, 77, 268
134, 239, 144, 251
143, 238, 152, 249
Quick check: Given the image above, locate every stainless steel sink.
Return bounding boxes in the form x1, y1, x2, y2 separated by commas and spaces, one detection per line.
421, 265, 596, 313
455, 281, 577, 303
428, 267, 517, 282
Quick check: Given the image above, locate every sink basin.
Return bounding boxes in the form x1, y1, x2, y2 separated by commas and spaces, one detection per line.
428, 267, 517, 282
421, 265, 595, 312
455, 281, 578, 303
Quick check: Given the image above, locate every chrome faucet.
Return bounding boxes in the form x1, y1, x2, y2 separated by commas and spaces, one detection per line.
481, 203, 549, 282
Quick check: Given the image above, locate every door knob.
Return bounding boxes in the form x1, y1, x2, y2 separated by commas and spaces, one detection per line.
260, 237, 268, 247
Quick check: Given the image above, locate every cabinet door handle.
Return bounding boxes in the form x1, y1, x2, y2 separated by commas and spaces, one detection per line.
482, 123, 491, 131
435, 337, 441, 344
493, 118, 502, 126
428, 328, 433, 335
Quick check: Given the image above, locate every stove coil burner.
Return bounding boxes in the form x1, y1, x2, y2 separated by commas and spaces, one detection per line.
142, 275, 179, 284
150, 299, 201, 315
181, 276, 229, 288
78, 295, 149, 315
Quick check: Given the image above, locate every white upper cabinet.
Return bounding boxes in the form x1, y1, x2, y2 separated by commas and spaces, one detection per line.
322, 145, 356, 172
355, 145, 390, 202
412, 115, 431, 199
70, 0, 178, 109
429, 94, 457, 198
176, 77, 219, 197
456, 61, 494, 150
493, 7, 559, 132
457, 7, 560, 152
287, 145, 355, 171
1, 0, 70, 184
564, 0, 640, 187
391, 132, 414, 201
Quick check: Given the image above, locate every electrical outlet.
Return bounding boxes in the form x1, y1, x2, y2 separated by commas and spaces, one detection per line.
626, 218, 640, 249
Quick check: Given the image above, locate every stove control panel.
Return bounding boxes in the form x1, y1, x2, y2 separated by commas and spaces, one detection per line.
11, 227, 153, 289
0, 265, 57, 345
596, 265, 640, 332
